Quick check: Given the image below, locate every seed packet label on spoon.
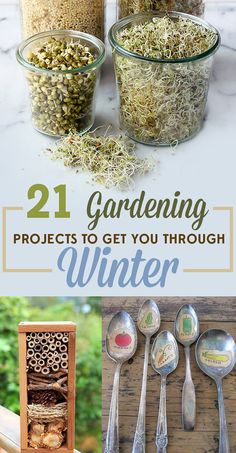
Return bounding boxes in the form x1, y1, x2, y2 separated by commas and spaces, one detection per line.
200, 349, 232, 368
179, 314, 195, 340
109, 329, 135, 353
139, 310, 159, 332
155, 343, 176, 368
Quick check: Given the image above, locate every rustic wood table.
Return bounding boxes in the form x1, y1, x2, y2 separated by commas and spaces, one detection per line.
102, 297, 236, 453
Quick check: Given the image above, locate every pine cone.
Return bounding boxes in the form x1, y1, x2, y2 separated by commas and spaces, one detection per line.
29, 390, 59, 407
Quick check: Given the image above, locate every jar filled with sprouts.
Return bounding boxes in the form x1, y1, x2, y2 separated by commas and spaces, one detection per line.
118, 0, 205, 19
20, 0, 104, 40
109, 12, 220, 146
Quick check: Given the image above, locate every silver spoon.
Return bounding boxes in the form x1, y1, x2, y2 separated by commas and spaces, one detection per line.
132, 300, 161, 453
151, 331, 179, 453
174, 304, 199, 431
196, 329, 236, 453
105, 311, 137, 453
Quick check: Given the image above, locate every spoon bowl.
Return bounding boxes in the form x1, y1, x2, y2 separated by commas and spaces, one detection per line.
196, 329, 236, 380
175, 304, 199, 431
105, 311, 137, 453
175, 304, 199, 347
106, 310, 138, 363
137, 299, 161, 337
196, 329, 236, 453
132, 300, 161, 453
151, 330, 179, 376
151, 331, 179, 453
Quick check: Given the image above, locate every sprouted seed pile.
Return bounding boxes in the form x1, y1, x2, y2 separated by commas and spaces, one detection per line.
21, 0, 104, 39
27, 37, 97, 136
119, 0, 204, 19
114, 16, 217, 144
117, 16, 216, 59
49, 132, 154, 190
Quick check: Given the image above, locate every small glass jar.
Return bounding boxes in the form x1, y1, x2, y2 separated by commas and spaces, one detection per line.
16, 30, 106, 137
109, 12, 220, 146
118, 0, 205, 19
20, 0, 104, 40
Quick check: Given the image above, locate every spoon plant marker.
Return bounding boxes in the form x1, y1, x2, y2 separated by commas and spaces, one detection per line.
132, 300, 161, 453
196, 329, 236, 453
151, 331, 179, 453
105, 311, 137, 453
174, 304, 199, 431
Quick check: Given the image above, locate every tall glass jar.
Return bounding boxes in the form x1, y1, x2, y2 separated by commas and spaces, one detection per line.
118, 0, 205, 19
20, 0, 104, 40
109, 12, 220, 146
16, 30, 106, 137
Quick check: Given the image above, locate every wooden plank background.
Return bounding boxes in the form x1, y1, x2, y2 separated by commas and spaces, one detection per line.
102, 297, 236, 453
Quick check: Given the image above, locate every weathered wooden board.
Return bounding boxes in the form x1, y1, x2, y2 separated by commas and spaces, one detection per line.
102, 298, 236, 453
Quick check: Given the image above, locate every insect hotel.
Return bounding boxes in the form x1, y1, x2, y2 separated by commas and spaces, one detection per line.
18, 322, 76, 452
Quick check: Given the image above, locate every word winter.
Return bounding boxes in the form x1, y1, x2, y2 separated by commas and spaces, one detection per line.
57, 246, 179, 288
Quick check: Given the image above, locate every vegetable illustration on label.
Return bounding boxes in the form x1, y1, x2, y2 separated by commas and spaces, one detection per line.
156, 343, 175, 368
115, 332, 132, 348
201, 349, 231, 368
146, 312, 153, 326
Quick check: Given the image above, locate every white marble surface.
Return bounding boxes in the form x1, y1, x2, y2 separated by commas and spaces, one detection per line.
0, 1, 236, 201
0, 2, 236, 296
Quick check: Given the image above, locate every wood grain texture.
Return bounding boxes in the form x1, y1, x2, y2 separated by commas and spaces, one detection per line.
102, 297, 236, 453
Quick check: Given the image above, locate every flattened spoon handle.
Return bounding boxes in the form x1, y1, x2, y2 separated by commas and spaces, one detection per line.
105, 363, 121, 453
182, 346, 196, 431
216, 380, 230, 453
156, 376, 168, 453
132, 337, 150, 453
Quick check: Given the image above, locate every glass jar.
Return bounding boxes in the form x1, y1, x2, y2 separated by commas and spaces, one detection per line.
109, 12, 220, 146
20, 0, 104, 40
16, 30, 106, 137
118, 0, 205, 19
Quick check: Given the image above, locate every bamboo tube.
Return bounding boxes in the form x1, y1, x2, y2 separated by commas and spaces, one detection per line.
48, 337, 54, 344
59, 344, 67, 353
41, 367, 50, 375
44, 332, 50, 339
62, 336, 69, 343
47, 352, 54, 359
42, 345, 49, 352
55, 333, 63, 340
61, 353, 68, 361
38, 359, 45, 367
31, 332, 37, 338
49, 344, 56, 351
28, 340, 35, 348
41, 352, 47, 360
47, 358, 54, 366
34, 344, 42, 352
34, 365, 41, 373
26, 335, 31, 341
56, 341, 61, 348
34, 337, 40, 344
35, 352, 41, 360
38, 332, 43, 339
54, 356, 61, 364
27, 349, 34, 358
41, 337, 47, 345
29, 358, 37, 367
52, 363, 60, 372
61, 361, 68, 369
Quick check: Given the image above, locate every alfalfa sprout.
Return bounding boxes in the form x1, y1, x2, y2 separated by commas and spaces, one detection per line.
119, 0, 205, 19
49, 129, 154, 190
113, 15, 218, 145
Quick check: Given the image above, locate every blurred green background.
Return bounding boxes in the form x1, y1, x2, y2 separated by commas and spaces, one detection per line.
0, 296, 101, 453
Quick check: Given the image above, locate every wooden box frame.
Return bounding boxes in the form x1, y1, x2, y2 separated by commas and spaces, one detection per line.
18, 322, 76, 453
